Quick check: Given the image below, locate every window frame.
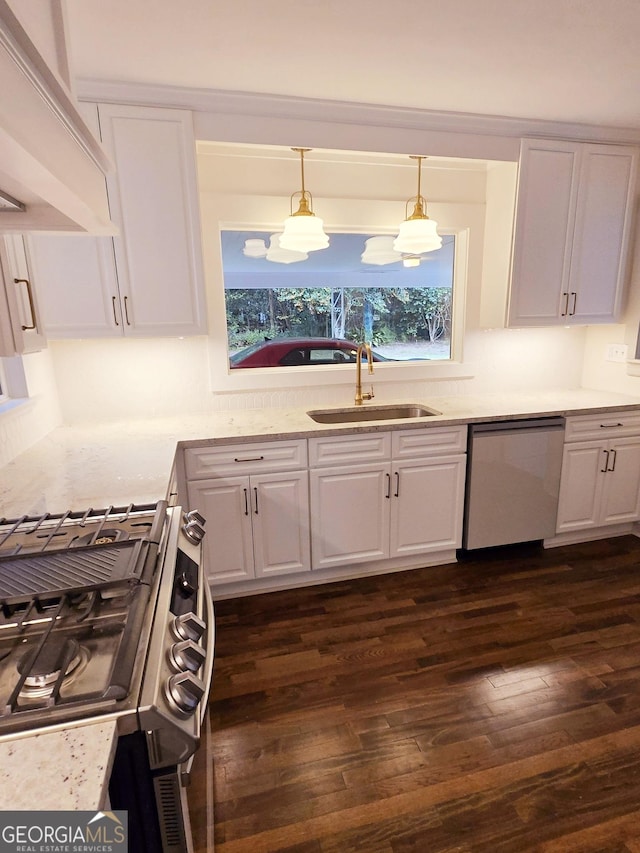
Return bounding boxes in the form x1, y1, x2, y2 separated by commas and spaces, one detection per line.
206, 222, 473, 393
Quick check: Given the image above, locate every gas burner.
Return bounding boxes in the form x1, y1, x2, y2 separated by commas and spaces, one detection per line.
17, 639, 88, 696
72, 528, 130, 548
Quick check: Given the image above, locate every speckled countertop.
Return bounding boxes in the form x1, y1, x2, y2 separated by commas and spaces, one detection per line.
3, 388, 640, 517
0, 721, 117, 810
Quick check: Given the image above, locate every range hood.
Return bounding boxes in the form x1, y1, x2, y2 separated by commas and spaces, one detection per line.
0, 1, 115, 234
0, 190, 25, 212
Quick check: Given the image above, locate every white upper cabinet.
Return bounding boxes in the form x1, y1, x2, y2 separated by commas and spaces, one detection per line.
97, 104, 207, 337
508, 139, 638, 327
31, 104, 208, 338
0, 0, 112, 233
0, 235, 46, 355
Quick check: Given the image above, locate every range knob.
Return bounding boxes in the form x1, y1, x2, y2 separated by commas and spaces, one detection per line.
184, 509, 206, 526
183, 520, 205, 545
170, 639, 206, 673
172, 611, 206, 642
183, 509, 206, 545
165, 671, 205, 717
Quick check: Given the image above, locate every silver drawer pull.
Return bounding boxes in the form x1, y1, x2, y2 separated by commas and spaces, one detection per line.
599, 423, 623, 428
234, 455, 265, 462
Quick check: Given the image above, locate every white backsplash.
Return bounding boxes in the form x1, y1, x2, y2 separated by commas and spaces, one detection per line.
0, 350, 62, 469
45, 325, 587, 425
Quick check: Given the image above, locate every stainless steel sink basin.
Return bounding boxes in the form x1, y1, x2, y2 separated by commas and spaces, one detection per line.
307, 403, 441, 424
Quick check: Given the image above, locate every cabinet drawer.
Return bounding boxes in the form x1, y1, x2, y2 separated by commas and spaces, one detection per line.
185, 440, 308, 478
391, 425, 467, 459
309, 432, 391, 467
564, 410, 640, 442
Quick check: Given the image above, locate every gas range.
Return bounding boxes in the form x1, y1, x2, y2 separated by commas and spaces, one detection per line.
0, 502, 212, 749
0, 500, 213, 851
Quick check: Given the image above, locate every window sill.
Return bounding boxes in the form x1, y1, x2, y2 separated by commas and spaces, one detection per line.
0, 397, 31, 417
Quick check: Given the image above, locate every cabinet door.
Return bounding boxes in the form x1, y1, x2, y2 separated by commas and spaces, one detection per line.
390, 456, 466, 557
310, 463, 390, 569
28, 235, 121, 337
508, 140, 579, 327
188, 477, 255, 584
251, 471, 311, 578
0, 236, 47, 353
569, 145, 637, 323
556, 441, 606, 533
98, 104, 207, 337
599, 437, 640, 526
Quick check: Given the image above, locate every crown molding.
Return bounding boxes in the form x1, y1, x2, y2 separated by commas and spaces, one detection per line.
75, 79, 640, 147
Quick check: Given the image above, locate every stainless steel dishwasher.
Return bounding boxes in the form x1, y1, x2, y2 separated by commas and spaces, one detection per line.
463, 417, 565, 550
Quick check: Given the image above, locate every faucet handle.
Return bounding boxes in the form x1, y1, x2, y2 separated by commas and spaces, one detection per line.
362, 386, 375, 401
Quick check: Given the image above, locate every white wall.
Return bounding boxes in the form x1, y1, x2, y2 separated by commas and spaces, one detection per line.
581, 214, 640, 393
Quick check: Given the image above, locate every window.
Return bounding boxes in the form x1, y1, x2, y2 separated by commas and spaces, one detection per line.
221, 230, 456, 369
0, 359, 7, 403
0, 356, 28, 410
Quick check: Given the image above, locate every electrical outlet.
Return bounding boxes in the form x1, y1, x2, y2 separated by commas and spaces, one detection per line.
606, 343, 628, 362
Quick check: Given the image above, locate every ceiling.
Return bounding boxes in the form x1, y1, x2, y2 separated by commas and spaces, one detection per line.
64, 0, 640, 131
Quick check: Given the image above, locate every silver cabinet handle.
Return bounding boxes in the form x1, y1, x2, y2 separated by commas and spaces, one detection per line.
111, 295, 120, 326
394, 471, 400, 498
243, 488, 249, 516
601, 449, 610, 472
608, 448, 617, 472
123, 295, 131, 325
14, 278, 36, 330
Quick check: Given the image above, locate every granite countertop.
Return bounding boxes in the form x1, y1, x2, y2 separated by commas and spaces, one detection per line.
3, 388, 640, 517
0, 720, 117, 810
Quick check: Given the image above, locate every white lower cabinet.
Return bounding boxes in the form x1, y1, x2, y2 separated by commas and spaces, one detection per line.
556, 413, 640, 534
309, 427, 467, 570
184, 440, 310, 585
189, 471, 311, 584
309, 463, 391, 568
390, 456, 467, 557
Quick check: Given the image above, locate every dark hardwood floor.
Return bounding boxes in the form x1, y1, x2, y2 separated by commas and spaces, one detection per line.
189, 535, 640, 852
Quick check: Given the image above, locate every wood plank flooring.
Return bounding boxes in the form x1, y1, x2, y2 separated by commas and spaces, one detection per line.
189, 535, 640, 852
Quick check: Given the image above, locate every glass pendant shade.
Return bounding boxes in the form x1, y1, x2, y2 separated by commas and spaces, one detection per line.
393, 217, 442, 254
361, 235, 402, 265
266, 233, 308, 264
280, 211, 329, 252
243, 238, 268, 258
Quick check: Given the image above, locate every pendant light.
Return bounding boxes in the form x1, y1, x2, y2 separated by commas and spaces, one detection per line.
393, 156, 442, 255
279, 148, 329, 253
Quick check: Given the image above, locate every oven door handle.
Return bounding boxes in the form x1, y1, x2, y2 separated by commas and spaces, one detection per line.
198, 579, 216, 731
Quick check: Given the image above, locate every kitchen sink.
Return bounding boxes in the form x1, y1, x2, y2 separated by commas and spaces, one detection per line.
307, 404, 441, 424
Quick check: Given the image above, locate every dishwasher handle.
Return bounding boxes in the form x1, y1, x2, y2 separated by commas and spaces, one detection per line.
470, 417, 565, 436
